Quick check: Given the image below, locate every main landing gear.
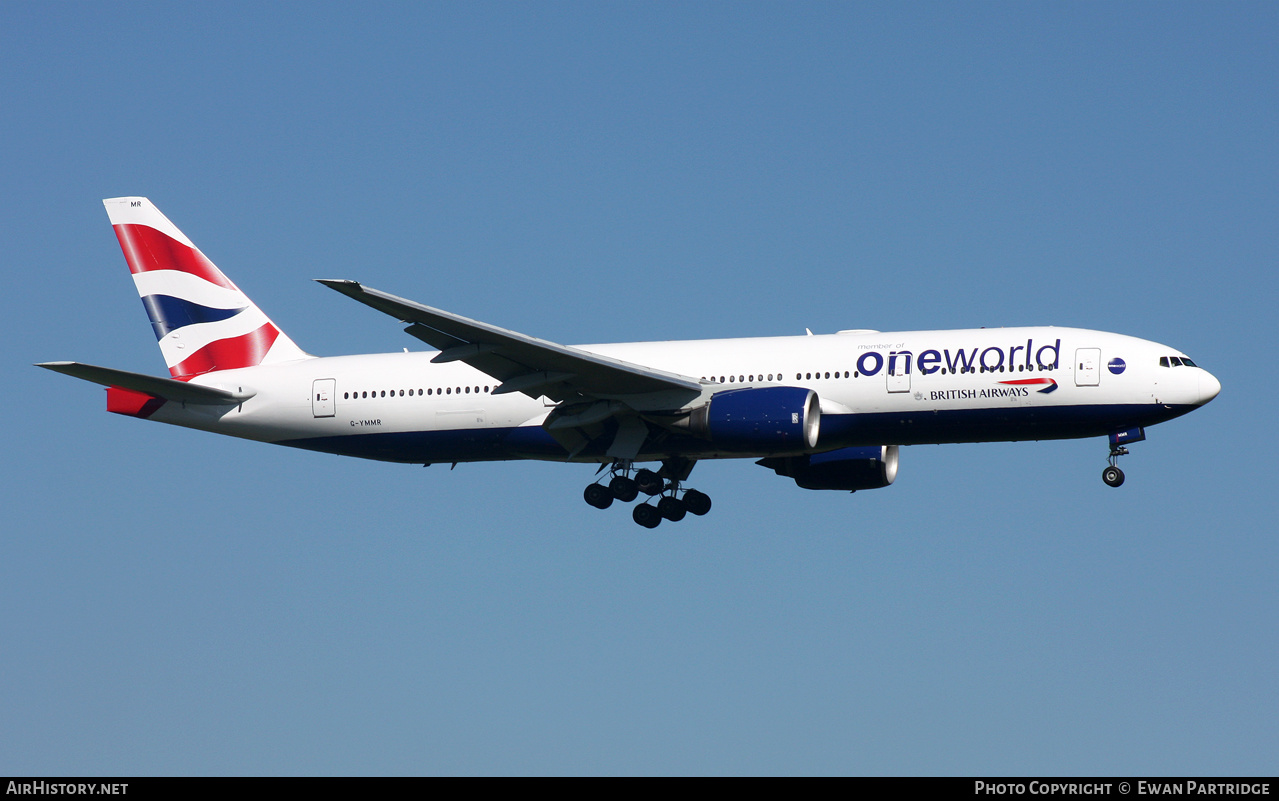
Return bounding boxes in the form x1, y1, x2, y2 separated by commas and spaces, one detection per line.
583, 459, 713, 528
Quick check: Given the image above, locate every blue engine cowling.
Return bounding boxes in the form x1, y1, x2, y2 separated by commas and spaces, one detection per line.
682, 386, 821, 451
757, 445, 899, 491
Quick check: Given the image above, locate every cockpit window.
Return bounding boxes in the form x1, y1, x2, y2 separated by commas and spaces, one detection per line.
1159, 357, 1170, 367
1180, 357, 1197, 367
1171, 357, 1184, 366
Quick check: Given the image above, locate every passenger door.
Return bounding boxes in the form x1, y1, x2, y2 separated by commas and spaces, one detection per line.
886, 351, 911, 393
312, 378, 336, 417
1075, 349, 1100, 387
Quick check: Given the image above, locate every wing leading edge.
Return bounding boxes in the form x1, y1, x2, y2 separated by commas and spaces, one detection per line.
316, 280, 704, 409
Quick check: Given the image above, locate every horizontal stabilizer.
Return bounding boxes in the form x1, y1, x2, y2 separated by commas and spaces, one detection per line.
35, 361, 254, 404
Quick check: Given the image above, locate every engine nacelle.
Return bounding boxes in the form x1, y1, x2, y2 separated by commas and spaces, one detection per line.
757, 445, 899, 491
680, 386, 820, 450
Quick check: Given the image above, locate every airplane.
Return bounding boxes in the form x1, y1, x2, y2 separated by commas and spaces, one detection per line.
38, 197, 1221, 528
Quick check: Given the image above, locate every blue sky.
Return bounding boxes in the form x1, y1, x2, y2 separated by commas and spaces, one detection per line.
2, 2, 1275, 775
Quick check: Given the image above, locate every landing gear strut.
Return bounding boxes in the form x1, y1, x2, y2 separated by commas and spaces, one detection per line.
583, 458, 713, 527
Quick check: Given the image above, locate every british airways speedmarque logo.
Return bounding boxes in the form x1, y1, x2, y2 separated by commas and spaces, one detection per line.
999, 378, 1058, 393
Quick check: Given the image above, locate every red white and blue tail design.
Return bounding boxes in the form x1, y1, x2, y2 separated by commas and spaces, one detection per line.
103, 197, 310, 378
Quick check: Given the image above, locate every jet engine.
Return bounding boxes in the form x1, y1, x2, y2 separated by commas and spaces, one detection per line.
757, 445, 899, 491
676, 386, 820, 451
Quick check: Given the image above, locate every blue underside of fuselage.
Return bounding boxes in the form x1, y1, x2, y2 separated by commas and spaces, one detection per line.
275, 403, 1198, 465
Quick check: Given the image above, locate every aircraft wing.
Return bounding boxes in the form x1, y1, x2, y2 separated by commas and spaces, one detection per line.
317, 280, 704, 407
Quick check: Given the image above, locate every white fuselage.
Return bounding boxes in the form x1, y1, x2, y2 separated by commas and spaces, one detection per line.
147, 326, 1219, 465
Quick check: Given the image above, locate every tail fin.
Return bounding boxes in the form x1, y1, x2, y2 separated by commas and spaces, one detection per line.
103, 197, 310, 379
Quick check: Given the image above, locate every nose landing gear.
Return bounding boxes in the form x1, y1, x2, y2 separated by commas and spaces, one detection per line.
1101, 427, 1145, 487
584, 458, 713, 528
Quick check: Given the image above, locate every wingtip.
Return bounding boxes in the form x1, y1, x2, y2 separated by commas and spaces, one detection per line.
315, 279, 362, 291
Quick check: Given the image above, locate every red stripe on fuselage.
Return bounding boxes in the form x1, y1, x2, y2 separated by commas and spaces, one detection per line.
168, 322, 280, 378
112, 223, 239, 291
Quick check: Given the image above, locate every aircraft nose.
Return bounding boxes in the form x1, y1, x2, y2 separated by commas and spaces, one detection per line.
1198, 371, 1221, 405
